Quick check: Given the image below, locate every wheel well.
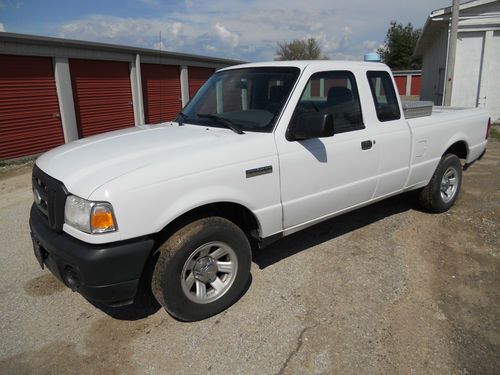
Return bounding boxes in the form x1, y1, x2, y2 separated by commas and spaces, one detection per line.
444, 141, 468, 160
153, 202, 261, 247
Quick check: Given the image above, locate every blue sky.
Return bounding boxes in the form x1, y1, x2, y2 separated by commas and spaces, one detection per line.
0, 0, 451, 61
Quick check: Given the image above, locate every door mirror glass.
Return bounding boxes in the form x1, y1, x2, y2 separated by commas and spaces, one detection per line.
288, 112, 334, 140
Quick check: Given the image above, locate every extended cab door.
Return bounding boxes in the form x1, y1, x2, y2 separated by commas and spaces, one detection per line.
365, 70, 411, 199
275, 68, 380, 230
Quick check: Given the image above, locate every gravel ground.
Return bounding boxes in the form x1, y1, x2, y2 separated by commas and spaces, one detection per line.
0, 140, 499, 375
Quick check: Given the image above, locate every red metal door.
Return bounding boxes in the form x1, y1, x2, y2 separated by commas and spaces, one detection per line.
188, 67, 214, 98
410, 75, 421, 96
141, 63, 181, 124
0, 55, 64, 159
394, 76, 407, 96
69, 59, 135, 138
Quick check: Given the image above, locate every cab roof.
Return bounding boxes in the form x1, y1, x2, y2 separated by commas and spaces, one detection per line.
218, 60, 389, 71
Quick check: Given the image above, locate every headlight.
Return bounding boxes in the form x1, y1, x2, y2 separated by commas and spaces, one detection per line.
64, 195, 117, 234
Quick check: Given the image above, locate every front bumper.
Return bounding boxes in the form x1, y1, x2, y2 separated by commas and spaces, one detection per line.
29, 204, 155, 306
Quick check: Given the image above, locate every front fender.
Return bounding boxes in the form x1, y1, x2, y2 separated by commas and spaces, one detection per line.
88, 160, 283, 243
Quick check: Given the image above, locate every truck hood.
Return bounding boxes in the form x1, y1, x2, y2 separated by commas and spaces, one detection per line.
36, 123, 275, 199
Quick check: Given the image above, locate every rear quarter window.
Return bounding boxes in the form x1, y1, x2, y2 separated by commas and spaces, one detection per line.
367, 71, 401, 122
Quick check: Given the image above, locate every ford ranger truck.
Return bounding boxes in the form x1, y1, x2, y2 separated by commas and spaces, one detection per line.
29, 61, 490, 321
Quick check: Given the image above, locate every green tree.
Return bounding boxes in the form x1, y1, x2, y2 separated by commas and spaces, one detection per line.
275, 38, 327, 60
377, 21, 422, 69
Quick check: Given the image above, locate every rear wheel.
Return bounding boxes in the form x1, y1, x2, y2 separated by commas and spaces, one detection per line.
419, 153, 462, 213
152, 217, 251, 321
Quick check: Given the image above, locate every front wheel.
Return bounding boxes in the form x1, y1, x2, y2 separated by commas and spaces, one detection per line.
152, 217, 251, 321
419, 153, 463, 213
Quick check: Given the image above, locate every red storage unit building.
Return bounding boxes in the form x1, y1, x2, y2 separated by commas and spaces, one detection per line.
0, 55, 65, 159
410, 75, 422, 96
394, 76, 407, 96
0, 32, 241, 160
392, 71, 422, 97
141, 63, 182, 124
69, 59, 135, 138
188, 67, 214, 97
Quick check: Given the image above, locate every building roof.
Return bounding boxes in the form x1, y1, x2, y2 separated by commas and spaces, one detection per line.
414, 0, 500, 56
0, 32, 245, 66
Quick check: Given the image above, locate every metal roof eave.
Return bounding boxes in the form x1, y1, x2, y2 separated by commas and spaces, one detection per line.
0, 32, 246, 66
414, 0, 500, 57
414, 17, 447, 57
430, 0, 498, 17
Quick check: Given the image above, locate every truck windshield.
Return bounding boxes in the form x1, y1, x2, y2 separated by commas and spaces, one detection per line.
177, 67, 300, 133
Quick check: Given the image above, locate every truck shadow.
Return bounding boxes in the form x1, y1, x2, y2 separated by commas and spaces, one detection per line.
89, 251, 162, 320
90, 274, 253, 322
88, 280, 161, 321
91, 191, 421, 321
253, 191, 421, 269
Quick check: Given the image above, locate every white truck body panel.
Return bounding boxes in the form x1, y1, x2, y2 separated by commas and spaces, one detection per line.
36, 61, 489, 245
405, 107, 488, 188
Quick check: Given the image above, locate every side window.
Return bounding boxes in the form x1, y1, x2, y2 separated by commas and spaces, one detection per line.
366, 71, 401, 122
292, 71, 364, 133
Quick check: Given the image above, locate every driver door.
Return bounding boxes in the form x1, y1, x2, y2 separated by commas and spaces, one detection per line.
276, 70, 380, 229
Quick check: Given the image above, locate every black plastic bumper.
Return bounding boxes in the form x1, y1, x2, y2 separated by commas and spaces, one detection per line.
29, 204, 155, 306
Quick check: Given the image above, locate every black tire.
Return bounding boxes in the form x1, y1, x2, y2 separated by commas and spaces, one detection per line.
419, 153, 462, 213
151, 216, 251, 321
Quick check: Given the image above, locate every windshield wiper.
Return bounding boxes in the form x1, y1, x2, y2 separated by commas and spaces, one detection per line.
197, 113, 245, 134
176, 111, 188, 126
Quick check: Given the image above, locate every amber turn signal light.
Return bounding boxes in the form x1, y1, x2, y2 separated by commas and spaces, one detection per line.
90, 205, 116, 233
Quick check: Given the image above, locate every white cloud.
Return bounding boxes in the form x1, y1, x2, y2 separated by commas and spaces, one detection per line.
0, 23, 5, 32
55, 0, 451, 61
214, 23, 239, 47
152, 40, 166, 50
204, 44, 217, 52
363, 40, 379, 51
170, 22, 182, 36
342, 26, 352, 44
59, 15, 185, 50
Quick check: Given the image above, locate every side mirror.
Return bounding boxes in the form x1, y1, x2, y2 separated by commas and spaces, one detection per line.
288, 112, 334, 141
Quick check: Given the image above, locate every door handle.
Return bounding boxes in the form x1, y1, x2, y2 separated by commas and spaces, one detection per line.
361, 140, 373, 150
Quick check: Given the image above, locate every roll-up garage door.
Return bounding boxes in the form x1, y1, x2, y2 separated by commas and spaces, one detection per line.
188, 67, 214, 98
141, 63, 182, 124
0, 55, 64, 159
394, 76, 406, 96
410, 75, 421, 96
69, 59, 135, 138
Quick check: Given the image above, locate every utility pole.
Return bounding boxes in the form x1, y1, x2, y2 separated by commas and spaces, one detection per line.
444, 0, 460, 106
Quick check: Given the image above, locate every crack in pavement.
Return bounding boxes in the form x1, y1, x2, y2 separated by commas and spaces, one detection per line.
276, 323, 319, 375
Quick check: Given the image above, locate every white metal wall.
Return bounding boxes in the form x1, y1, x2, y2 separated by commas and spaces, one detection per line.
451, 32, 484, 108
451, 30, 500, 122
480, 31, 500, 122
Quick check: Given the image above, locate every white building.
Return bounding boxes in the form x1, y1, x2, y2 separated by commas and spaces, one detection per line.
415, 0, 500, 122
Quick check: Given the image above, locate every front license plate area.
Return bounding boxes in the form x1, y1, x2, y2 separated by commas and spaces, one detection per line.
31, 234, 45, 269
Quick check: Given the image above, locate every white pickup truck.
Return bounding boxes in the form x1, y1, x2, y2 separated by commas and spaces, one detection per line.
29, 61, 491, 321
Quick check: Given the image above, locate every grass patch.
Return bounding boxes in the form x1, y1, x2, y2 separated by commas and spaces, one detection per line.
490, 126, 500, 141
0, 156, 36, 168
0, 157, 35, 179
